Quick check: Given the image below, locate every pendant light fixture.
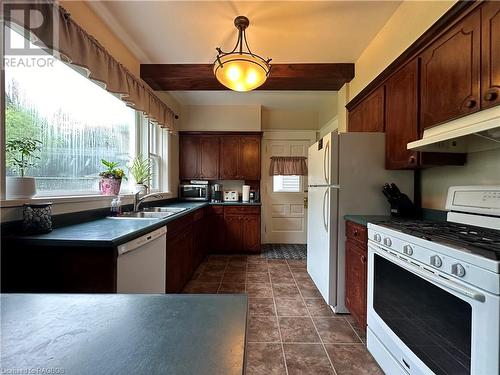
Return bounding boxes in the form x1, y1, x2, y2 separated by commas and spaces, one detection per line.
214, 16, 271, 92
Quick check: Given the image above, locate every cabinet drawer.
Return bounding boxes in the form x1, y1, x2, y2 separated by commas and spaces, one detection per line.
224, 206, 260, 215
207, 205, 224, 215
345, 221, 367, 244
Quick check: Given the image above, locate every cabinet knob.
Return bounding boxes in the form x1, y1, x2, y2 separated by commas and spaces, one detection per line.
484, 91, 498, 102
353, 229, 359, 237
408, 155, 416, 164
464, 99, 477, 108
361, 255, 367, 263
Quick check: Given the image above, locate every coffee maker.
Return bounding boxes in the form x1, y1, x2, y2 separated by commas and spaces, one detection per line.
211, 183, 223, 203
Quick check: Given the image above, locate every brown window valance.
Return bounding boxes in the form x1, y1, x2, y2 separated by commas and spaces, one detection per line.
4, 2, 175, 130
269, 157, 308, 176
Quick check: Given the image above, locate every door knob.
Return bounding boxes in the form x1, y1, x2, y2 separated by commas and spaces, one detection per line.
484, 91, 498, 102
464, 99, 477, 108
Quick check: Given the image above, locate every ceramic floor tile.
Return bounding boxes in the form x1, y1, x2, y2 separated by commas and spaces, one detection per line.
287, 259, 307, 269
275, 298, 309, 317
304, 298, 335, 317
222, 271, 247, 283
246, 343, 287, 375
324, 344, 384, 375
218, 282, 246, 294
247, 283, 273, 298
313, 318, 361, 343
196, 270, 224, 283
248, 316, 281, 343
269, 269, 295, 283
226, 262, 247, 272
182, 281, 220, 294
298, 283, 323, 298
279, 317, 321, 343
248, 263, 269, 272
247, 272, 271, 283
229, 255, 248, 262
283, 344, 335, 375
272, 283, 301, 298
249, 298, 276, 316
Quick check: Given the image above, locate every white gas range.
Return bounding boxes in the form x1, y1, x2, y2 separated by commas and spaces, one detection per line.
366, 186, 500, 375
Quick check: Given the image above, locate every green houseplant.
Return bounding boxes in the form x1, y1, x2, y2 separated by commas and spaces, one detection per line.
128, 156, 152, 193
99, 159, 126, 196
6, 137, 42, 199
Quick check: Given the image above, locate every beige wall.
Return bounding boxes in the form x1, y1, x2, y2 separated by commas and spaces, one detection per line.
180, 105, 261, 131
261, 108, 318, 130
421, 149, 500, 209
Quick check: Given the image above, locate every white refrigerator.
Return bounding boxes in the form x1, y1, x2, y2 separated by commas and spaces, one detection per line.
307, 132, 413, 313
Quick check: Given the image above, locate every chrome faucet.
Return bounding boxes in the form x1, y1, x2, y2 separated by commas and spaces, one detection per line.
134, 190, 163, 211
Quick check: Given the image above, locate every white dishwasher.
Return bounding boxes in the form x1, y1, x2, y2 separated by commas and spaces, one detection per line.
116, 226, 167, 293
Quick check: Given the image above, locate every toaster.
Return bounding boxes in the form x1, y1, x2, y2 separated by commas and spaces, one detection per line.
223, 191, 239, 202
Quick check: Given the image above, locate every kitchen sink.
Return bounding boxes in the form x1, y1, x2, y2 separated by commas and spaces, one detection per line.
143, 207, 188, 214
108, 207, 187, 220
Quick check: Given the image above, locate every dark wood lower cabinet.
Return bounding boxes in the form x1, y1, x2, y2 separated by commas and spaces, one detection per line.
223, 206, 261, 254
345, 221, 368, 330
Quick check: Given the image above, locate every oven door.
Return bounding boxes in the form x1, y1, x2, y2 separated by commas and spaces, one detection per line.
367, 242, 499, 375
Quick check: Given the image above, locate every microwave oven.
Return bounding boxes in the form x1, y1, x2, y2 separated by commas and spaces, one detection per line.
179, 184, 209, 201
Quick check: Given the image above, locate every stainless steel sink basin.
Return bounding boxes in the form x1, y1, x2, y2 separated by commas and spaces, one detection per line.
108, 207, 187, 220
143, 207, 188, 214
108, 211, 174, 220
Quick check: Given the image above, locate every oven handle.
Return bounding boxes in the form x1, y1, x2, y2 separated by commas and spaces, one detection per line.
369, 243, 486, 303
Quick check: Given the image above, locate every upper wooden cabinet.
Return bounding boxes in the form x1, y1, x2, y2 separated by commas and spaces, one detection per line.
481, 1, 500, 109
220, 137, 240, 179
219, 135, 261, 180
420, 9, 482, 129
180, 132, 262, 181
385, 60, 419, 169
179, 136, 220, 180
348, 86, 385, 132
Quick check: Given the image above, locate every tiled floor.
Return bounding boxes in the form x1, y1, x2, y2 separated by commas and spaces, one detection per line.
183, 255, 383, 375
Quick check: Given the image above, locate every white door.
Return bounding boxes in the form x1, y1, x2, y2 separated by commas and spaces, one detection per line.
261, 132, 316, 244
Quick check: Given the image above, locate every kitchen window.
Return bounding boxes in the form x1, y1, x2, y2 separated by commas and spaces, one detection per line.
273, 175, 303, 193
3, 26, 170, 198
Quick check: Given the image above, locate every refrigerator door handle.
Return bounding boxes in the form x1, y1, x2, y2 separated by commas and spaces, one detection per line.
322, 188, 329, 231
323, 140, 330, 185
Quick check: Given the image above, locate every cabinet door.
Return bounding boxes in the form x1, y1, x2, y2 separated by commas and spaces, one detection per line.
179, 136, 199, 180
239, 136, 261, 180
420, 9, 481, 129
385, 60, 419, 170
345, 239, 367, 329
242, 215, 261, 253
199, 137, 220, 179
220, 137, 239, 179
166, 235, 184, 293
224, 215, 242, 253
348, 86, 385, 132
481, 2, 500, 109
209, 214, 226, 253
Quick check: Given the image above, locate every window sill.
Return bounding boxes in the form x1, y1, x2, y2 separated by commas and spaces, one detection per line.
1, 191, 174, 208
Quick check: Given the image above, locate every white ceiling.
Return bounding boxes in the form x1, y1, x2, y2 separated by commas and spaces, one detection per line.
169, 90, 337, 110
93, 1, 401, 64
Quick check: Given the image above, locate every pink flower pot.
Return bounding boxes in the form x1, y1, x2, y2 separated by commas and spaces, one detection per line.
99, 177, 122, 196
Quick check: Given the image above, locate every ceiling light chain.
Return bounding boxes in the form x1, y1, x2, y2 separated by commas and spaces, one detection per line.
213, 16, 272, 92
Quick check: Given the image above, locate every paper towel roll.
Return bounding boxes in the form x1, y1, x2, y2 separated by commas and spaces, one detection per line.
242, 185, 250, 202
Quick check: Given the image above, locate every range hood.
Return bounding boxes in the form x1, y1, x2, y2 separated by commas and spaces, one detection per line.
408, 106, 500, 153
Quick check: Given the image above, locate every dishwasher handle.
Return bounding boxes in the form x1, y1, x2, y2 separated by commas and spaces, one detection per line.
117, 226, 167, 255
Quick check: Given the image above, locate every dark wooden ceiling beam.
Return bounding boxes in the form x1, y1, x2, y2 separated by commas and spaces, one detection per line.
140, 63, 354, 91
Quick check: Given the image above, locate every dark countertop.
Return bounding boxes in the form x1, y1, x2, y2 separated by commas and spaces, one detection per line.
3, 200, 262, 247
1, 294, 247, 375
344, 209, 447, 227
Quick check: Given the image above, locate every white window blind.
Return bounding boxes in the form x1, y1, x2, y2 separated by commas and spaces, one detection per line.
273, 175, 302, 193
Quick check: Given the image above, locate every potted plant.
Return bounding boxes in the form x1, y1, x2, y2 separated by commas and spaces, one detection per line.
128, 155, 152, 194
99, 159, 126, 196
6, 137, 42, 199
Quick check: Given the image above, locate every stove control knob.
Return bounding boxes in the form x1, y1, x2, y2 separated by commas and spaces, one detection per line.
374, 234, 382, 243
451, 263, 466, 278
403, 245, 413, 256
383, 237, 392, 247
430, 255, 442, 268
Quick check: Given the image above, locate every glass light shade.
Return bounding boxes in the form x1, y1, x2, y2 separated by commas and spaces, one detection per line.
214, 54, 270, 92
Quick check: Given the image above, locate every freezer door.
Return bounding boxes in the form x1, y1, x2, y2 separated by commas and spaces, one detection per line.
307, 185, 339, 305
